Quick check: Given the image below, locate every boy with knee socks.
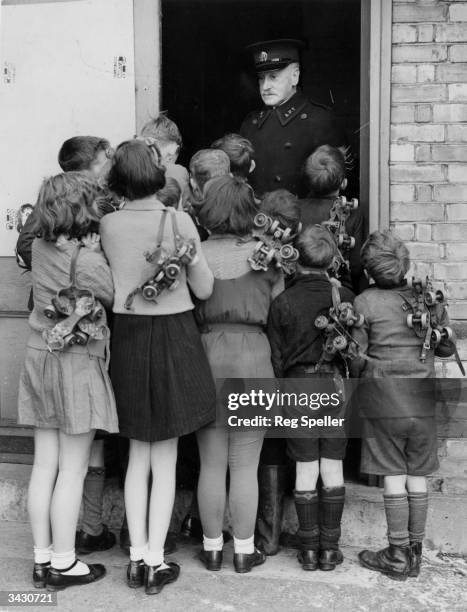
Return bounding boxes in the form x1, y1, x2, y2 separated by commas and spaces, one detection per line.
267, 225, 354, 570
351, 231, 452, 580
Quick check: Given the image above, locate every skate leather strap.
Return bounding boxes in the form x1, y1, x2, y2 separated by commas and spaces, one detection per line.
124, 209, 170, 310
69, 243, 83, 286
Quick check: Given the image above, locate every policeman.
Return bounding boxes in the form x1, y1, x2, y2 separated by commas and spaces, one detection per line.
240, 39, 345, 198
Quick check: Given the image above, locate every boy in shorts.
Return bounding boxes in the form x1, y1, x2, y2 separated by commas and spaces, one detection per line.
267, 225, 354, 571
351, 231, 452, 580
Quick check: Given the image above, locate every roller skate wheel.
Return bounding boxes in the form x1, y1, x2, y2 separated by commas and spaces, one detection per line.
333, 336, 348, 351
431, 329, 442, 345
424, 291, 437, 306
265, 249, 275, 264
254, 213, 269, 228
279, 244, 294, 260
74, 331, 89, 346
349, 237, 355, 249
407, 313, 414, 328
142, 284, 158, 300
44, 305, 58, 319
315, 315, 329, 330
351, 198, 358, 209
63, 333, 77, 347
282, 227, 291, 241
443, 326, 453, 340
436, 290, 445, 303
165, 263, 181, 279
337, 235, 345, 247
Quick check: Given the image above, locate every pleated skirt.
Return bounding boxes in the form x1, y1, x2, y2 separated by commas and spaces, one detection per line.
110, 311, 216, 442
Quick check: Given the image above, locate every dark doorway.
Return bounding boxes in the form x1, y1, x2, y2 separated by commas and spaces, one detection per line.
162, 0, 364, 482
161, 0, 361, 190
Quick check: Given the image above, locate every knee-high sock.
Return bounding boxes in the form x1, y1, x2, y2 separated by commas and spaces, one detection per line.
320, 486, 345, 550
384, 493, 409, 548
408, 492, 428, 543
294, 490, 319, 551
81, 467, 105, 537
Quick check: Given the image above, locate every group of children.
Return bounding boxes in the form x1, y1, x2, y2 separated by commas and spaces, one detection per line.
15, 113, 453, 595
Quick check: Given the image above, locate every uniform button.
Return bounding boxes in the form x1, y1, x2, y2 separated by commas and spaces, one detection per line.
300, 113, 307, 119
275, 175, 282, 182
284, 142, 292, 149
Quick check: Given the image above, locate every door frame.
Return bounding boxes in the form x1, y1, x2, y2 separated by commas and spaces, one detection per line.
133, 0, 393, 232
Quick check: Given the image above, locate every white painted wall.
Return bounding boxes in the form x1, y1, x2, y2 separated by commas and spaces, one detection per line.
0, 0, 136, 255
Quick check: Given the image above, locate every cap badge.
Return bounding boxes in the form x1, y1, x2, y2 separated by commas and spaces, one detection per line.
259, 51, 268, 63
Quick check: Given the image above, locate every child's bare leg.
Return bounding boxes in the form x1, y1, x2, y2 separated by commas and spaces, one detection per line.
406, 475, 427, 493
145, 438, 178, 569
28, 428, 59, 558
384, 474, 407, 495
320, 458, 344, 488
296, 460, 319, 491
50, 431, 94, 554
125, 439, 150, 556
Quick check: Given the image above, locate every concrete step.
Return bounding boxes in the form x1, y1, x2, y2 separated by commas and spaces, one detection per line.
1, 463, 467, 555
1, 522, 467, 612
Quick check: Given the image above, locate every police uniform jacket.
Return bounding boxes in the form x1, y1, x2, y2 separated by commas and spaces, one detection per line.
240, 90, 345, 198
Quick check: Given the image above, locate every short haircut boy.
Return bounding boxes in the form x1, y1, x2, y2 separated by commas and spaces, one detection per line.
107, 140, 166, 201
295, 225, 337, 269
304, 145, 346, 197
157, 177, 181, 209
198, 175, 258, 235
361, 231, 409, 288
189, 149, 230, 193
58, 136, 111, 172
260, 189, 301, 235
33, 172, 101, 242
211, 133, 254, 179
140, 113, 182, 147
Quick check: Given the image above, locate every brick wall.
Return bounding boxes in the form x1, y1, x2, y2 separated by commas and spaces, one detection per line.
390, 1, 467, 482
390, 0, 467, 377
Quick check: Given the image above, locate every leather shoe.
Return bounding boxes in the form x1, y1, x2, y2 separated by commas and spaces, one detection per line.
75, 525, 116, 555
145, 562, 180, 595
358, 545, 410, 581
409, 542, 422, 578
127, 560, 145, 588
33, 562, 50, 588
198, 549, 223, 571
319, 549, 344, 571
46, 561, 106, 591
233, 549, 266, 574
297, 549, 318, 571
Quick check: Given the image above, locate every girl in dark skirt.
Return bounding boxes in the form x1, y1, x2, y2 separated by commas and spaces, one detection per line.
100, 140, 216, 595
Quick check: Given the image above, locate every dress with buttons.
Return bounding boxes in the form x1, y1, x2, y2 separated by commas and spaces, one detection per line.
240, 91, 345, 198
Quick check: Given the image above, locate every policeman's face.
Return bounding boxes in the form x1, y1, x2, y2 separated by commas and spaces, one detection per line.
258, 63, 300, 107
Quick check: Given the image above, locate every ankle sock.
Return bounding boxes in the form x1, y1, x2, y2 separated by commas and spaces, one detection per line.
129, 543, 148, 562
294, 490, 319, 551
144, 548, 169, 571
233, 535, 254, 555
384, 493, 410, 548
203, 534, 223, 552
51, 550, 89, 576
34, 545, 52, 564
320, 486, 345, 551
408, 491, 428, 543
